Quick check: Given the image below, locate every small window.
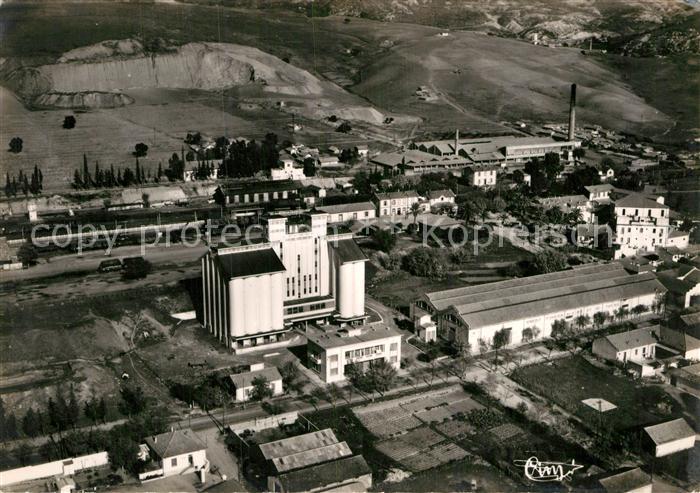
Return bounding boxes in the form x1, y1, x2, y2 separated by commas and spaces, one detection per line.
171, 458, 177, 467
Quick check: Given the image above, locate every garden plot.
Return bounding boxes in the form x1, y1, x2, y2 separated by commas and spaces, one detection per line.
435, 420, 473, 439
400, 442, 469, 472
375, 427, 445, 462
488, 423, 526, 443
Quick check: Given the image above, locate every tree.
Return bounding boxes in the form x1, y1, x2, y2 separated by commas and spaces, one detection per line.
543, 152, 562, 182
13, 443, 33, 465
522, 327, 535, 343
250, 376, 273, 402
336, 122, 352, 133
122, 257, 152, 280
62, 116, 76, 129
22, 408, 42, 437
402, 247, 446, 279
119, 386, 147, 417
575, 314, 590, 333
531, 250, 568, 274
107, 432, 140, 472
372, 228, 396, 253
279, 361, 300, 392
593, 311, 608, 329
134, 143, 149, 157
614, 306, 629, 323
550, 319, 569, 346
67, 386, 80, 429
326, 383, 345, 408
17, 243, 38, 266
631, 304, 648, 317
8, 137, 23, 153
410, 202, 421, 225
97, 398, 107, 423
303, 157, 316, 177
491, 329, 510, 367
573, 147, 586, 159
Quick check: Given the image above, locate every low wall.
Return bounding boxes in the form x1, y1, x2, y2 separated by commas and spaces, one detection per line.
0, 451, 109, 487
229, 411, 298, 434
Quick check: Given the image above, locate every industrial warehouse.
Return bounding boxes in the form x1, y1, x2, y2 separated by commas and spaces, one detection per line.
201, 212, 367, 351
412, 263, 667, 350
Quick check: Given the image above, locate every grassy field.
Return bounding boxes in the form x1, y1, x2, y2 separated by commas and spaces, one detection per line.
511, 356, 680, 432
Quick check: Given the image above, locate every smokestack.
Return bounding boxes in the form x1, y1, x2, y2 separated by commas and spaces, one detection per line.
454, 129, 459, 155
568, 84, 576, 141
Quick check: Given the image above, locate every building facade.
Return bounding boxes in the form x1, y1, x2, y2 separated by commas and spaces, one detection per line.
614, 194, 671, 258
592, 327, 657, 364
319, 202, 376, 224
412, 263, 666, 352
201, 213, 367, 351
374, 191, 420, 217
464, 166, 498, 187
306, 325, 402, 383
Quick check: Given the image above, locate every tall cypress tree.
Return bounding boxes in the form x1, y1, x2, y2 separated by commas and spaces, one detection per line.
82, 154, 91, 187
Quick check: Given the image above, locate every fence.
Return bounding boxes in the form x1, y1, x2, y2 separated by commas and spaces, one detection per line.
229, 411, 298, 434
0, 451, 109, 487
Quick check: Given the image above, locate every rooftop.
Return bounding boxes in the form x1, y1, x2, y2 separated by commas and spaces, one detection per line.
644, 418, 695, 445
145, 429, 206, 459
615, 193, 669, 209
271, 441, 352, 473
374, 190, 420, 200
214, 247, 286, 279
318, 202, 375, 215
307, 324, 401, 350
424, 264, 666, 329
602, 327, 657, 352
426, 189, 456, 200
330, 238, 367, 264
258, 429, 340, 461
229, 367, 282, 389
276, 455, 371, 493
585, 184, 615, 193
598, 467, 651, 493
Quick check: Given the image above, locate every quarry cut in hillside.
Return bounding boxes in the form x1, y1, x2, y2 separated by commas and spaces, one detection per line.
4, 40, 326, 109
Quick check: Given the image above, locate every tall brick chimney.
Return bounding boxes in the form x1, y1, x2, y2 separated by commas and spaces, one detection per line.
568, 84, 577, 141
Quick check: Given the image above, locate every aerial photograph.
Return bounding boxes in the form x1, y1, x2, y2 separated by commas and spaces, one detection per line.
0, 0, 699, 492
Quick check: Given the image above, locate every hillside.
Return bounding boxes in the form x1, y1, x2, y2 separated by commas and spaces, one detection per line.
181, 0, 697, 53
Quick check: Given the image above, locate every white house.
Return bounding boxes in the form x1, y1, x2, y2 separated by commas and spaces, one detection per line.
614, 194, 675, 258
272, 154, 305, 180
306, 325, 402, 383
660, 312, 700, 361
584, 184, 614, 203
425, 189, 456, 210
140, 429, 208, 482
319, 202, 376, 224
643, 418, 696, 457
374, 191, 420, 217
356, 144, 369, 157
318, 155, 341, 168
464, 166, 498, 187
229, 366, 283, 402
592, 327, 657, 364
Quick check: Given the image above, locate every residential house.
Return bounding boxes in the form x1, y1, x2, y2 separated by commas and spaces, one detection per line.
670, 363, 700, 398
318, 155, 341, 168
229, 366, 283, 402
139, 429, 208, 481
656, 264, 700, 308
425, 189, 456, 210
592, 327, 657, 364
538, 195, 594, 223
597, 166, 615, 182
374, 191, 420, 217
595, 467, 652, 493
613, 194, 684, 258
272, 153, 305, 181
464, 166, 498, 187
660, 312, 700, 361
318, 202, 376, 224
356, 144, 369, 158
643, 418, 696, 457
585, 184, 614, 203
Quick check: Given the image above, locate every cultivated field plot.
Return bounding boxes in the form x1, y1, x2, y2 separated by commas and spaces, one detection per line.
400, 442, 469, 473
511, 356, 679, 431
374, 427, 444, 462
353, 386, 481, 438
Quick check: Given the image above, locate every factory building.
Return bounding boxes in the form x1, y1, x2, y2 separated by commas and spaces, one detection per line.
412, 263, 666, 352
201, 213, 367, 351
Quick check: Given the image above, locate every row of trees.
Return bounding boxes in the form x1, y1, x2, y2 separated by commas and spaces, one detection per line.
0, 389, 107, 442
4, 166, 43, 197
72, 155, 163, 189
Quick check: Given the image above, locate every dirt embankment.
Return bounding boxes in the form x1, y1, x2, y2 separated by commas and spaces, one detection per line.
3, 40, 326, 109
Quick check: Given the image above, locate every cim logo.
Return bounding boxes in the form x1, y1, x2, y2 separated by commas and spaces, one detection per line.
514, 457, 584, 482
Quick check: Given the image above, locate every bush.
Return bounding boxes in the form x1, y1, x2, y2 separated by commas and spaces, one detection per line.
122, 257, 152, 279
377, 251, 401, 270
402, 247, 446, 278
63, 116, 76, 129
